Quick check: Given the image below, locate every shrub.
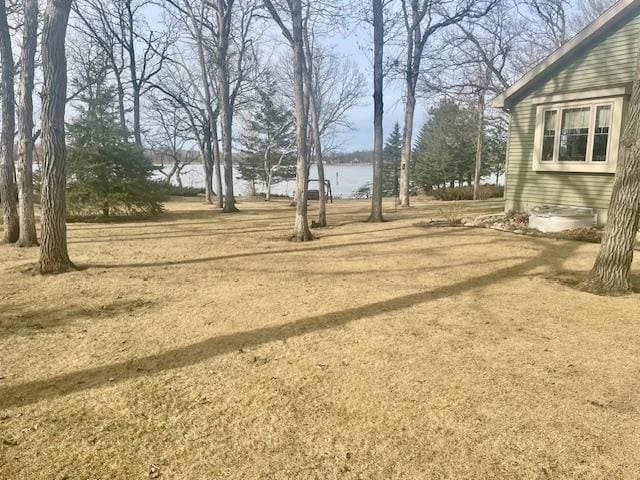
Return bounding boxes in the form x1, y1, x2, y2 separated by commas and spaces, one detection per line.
430, 185, 503, 201
66, 144, 167, 218
166, 185, 204, 197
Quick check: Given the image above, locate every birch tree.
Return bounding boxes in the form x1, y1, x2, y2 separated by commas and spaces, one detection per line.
36, 0, 75, 274
16, 0, 39, 247
0, 0, 19, 243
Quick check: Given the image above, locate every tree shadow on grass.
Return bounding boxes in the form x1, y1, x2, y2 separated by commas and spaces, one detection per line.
67, 226, 292, 245
0, 239, 580, 411
82, 229, 494, 270
0, 299, 153, 339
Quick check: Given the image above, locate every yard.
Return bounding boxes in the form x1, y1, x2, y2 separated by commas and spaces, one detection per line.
1, 197, 639, 479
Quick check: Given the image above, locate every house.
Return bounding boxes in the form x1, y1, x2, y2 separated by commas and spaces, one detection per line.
492, 0, 640, 225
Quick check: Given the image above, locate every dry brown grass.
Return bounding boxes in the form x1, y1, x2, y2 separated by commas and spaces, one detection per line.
1, 197, 639, 479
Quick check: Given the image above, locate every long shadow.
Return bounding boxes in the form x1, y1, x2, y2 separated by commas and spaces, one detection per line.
0, 240, 579, 410
67, 226, 292, 245
83, 229, 482, 270
226, 255, 530, 278
0, 299, 151, 339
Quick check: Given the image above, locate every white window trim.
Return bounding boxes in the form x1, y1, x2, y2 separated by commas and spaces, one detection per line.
532, 97, 623, 173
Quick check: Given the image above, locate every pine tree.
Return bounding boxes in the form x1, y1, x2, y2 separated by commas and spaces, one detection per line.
382, 122, 402, 197
66, 56, 165, 218
238, 73, 296, 199
412, 100, 477, 190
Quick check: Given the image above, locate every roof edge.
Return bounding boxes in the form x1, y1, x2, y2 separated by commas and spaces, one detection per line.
491, 0, 640, 110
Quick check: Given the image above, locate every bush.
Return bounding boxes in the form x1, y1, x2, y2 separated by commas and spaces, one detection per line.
429, 185, 504, 201
66, 144, 168, 218
166, 185, 204, 197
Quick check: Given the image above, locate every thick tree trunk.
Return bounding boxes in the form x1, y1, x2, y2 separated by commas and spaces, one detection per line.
368, 0, 384, 223
0, 0, 19, 243
581, 60, 640, 295
216, 0, 238, 213
35, 0, 74, 274
16, 0, 39, 247
290, 0, 312, 241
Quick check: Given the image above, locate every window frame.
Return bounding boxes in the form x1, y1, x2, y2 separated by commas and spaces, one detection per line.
532, 96, 623, 173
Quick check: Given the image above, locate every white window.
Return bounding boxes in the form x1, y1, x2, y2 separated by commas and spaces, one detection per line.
532, 96, 623, 173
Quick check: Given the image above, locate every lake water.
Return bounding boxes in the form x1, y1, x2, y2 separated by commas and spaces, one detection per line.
162, 164, 373, 198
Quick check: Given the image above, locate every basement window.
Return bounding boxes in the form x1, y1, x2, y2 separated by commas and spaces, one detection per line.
533, 97, 623, 173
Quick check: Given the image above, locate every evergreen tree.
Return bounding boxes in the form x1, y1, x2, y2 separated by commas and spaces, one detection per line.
412, 100, 478, 190
66, 56, 166, 218
382, 122, 402, 197
238, 72, 296, 198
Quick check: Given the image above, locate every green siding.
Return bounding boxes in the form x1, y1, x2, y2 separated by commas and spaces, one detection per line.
505, 14, 640, 210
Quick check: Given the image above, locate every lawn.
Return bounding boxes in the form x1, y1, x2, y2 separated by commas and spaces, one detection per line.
1, 197, 639, 479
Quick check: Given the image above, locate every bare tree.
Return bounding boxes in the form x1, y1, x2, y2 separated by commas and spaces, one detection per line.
369, 0, 384, 222
73, 0, 173, 146
16, 0, 39, 247
151, 59, 224, 204
264, 0, 313, 240
72, 1, 128, 134
528, 0, 568, 50
36, 0, 75, 274
213, 0, 255, 212
164, 0, 225, 206
0, 0, 19, 243
146, 96, 195, 187
396, 0, 496, 208
570, 0, 615, 34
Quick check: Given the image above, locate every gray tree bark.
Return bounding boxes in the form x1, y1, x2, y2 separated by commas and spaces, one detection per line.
473, 90, 485, 201
369, 0, 384, 222
16, 0, 39, 247
290, 0, 312, 240
303, 28, 327, 228
0, 0, 19, 243
211, 119, 223, 208
581, 48, 640, 295
35, 0, 74, 274
215, 0, 239, 213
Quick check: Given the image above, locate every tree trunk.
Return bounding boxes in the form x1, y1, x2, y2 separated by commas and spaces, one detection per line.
581, 50, 640, 295
290, 0, 312, 241
115, 75, 127, 137
132, 85, 142, 146
212, 119, 224, 209
216, 1, 238, 213
399, 88, 416, 208
202, 127, 214, 204
0, 0, 19, 243
473, 91, 485, 201
35, 0, 74, 274
266, 172, 273, 201
16, 0, 39, 247
303, 31, 327, 228
368, 0, 384, 223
